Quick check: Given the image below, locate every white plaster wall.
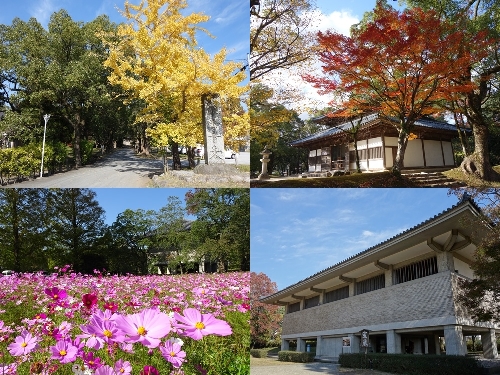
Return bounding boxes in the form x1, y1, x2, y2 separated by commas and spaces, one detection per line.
443, 142, 455, 165
404, 140, 424, 167
309, 150, 317, 157
385, 137, 399, 147
359, 161, 368, 170
385, 148, 393, 168
369, 159, 384, 170
368, 137, 383, 147
424, 140, 444, 166
453, 257, 474, 279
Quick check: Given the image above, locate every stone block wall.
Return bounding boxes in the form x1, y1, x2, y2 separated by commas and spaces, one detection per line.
282, 272, 456, 335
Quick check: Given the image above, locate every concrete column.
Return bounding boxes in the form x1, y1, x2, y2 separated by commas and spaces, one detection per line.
297, 338, 306, 352
350, 334, 360, 354
318, 292, 324, 305
386, 330, 402, 354
348, 282, 356, 296
437, 252, 455, 272
281, 339, 289, 351
385, 266, 393, 287
316, 336, 322, 357
299, 299, 305, 311
424, 337, 429, 354
434, 334, 441, 355
481, 329, 499, 359
444, 325, 466, 356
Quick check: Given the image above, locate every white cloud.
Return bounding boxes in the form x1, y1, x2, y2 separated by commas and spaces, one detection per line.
313, 9, 359, 36
213, 1, 246, 25
30, 0, 58, 27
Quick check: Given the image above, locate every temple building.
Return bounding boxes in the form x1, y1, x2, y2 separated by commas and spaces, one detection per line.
261, 198, 499, 359
290, 113, 464, 175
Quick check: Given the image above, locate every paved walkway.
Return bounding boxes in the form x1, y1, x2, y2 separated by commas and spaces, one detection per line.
250, 357, 393, 375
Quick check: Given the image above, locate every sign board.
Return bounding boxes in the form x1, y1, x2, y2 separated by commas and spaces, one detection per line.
360, 329, 370, 348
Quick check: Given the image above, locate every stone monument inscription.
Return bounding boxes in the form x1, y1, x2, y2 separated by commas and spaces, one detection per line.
202, 93, 225, 164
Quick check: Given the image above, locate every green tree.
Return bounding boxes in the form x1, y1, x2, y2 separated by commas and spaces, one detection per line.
0, 189, 49, 272
110, 208, 157, 275
0, 11, 126, 167
250, 0, 316, 80
46, 189, 107, 272
185, 188, 250, 272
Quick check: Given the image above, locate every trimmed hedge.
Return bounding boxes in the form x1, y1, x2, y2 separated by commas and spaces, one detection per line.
339, 353, 481, 375
278, 350, 315, 363
250, 349, 269, 358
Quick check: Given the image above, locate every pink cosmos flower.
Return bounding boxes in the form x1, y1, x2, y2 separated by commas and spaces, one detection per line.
94, 365, 115, 375
44, 287, 68, 301
7, 330, 40, 356
82, 293, 98, 310
174, 308, 232, 340
77, 323, 105, 350
114, 359, 132, 375
114, 307, 171, 348
140, 366, 159, 375
159, 340, 186, 368
0, 363, 17, 374
84, 317, 126, 345
50, 339, 78, 363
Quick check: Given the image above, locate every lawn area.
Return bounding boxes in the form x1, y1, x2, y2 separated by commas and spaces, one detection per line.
250, 172, 417, 188
442, 165, 500, 188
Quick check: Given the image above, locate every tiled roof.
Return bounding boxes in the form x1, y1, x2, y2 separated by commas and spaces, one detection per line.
290, 113, 462, 146
261, 198, 483, 301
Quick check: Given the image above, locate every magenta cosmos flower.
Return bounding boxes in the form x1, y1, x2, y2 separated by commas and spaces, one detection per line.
7, 330, 40, 356
140, 366, 159, 375
82, 293, 98, 309
114, 308, 171, 348
50, 339, 78, 363
44, 287, 68, 301
159, 340, 186, 368
174, 308, 232, 340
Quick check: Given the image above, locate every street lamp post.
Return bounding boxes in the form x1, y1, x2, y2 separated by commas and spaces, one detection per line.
40, 114, 50, 178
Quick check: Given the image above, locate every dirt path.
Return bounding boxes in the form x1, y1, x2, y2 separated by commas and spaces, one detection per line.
8, 147, 162, 188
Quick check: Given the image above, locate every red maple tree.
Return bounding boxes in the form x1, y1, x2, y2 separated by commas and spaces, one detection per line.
303, 3, 491, 173
250, 272, 283, 348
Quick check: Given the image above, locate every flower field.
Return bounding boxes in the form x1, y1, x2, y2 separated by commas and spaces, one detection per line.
0, 269, 250, 375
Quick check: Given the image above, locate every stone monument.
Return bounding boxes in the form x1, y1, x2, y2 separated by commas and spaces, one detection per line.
202, 93, 225, 164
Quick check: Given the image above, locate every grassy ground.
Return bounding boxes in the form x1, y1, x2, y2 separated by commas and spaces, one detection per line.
442, 165, 500, 188
251, 172, 417, 188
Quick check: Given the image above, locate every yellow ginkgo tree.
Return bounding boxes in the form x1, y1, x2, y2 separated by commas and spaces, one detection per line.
104, 0, 248, 169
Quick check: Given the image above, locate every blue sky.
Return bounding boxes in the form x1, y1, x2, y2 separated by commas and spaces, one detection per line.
0, 0, 249, 71
91, 188, 192, 225
250, 189, 461, 291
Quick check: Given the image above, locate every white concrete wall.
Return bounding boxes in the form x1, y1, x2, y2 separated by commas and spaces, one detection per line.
424, 140, 444, 166
453, 257, 474, 279
320, 337, 344, 358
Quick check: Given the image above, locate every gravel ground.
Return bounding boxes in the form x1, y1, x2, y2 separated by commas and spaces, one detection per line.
250, 357, 394, 375
149, 169, 250, 188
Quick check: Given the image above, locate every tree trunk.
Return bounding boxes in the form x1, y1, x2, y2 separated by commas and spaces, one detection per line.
461, 86, 500, 181
460, 121, 500, 181
73, 115, 82, 168
171, 142, 182, 170
392, 128, 409, 174
187, 147, 196, 169
138, 125, 150, 155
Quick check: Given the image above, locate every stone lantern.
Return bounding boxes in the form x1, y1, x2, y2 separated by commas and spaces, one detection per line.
258, 145, 272, 180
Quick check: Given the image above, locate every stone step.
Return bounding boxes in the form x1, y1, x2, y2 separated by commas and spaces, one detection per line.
403, 172, 466, 188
